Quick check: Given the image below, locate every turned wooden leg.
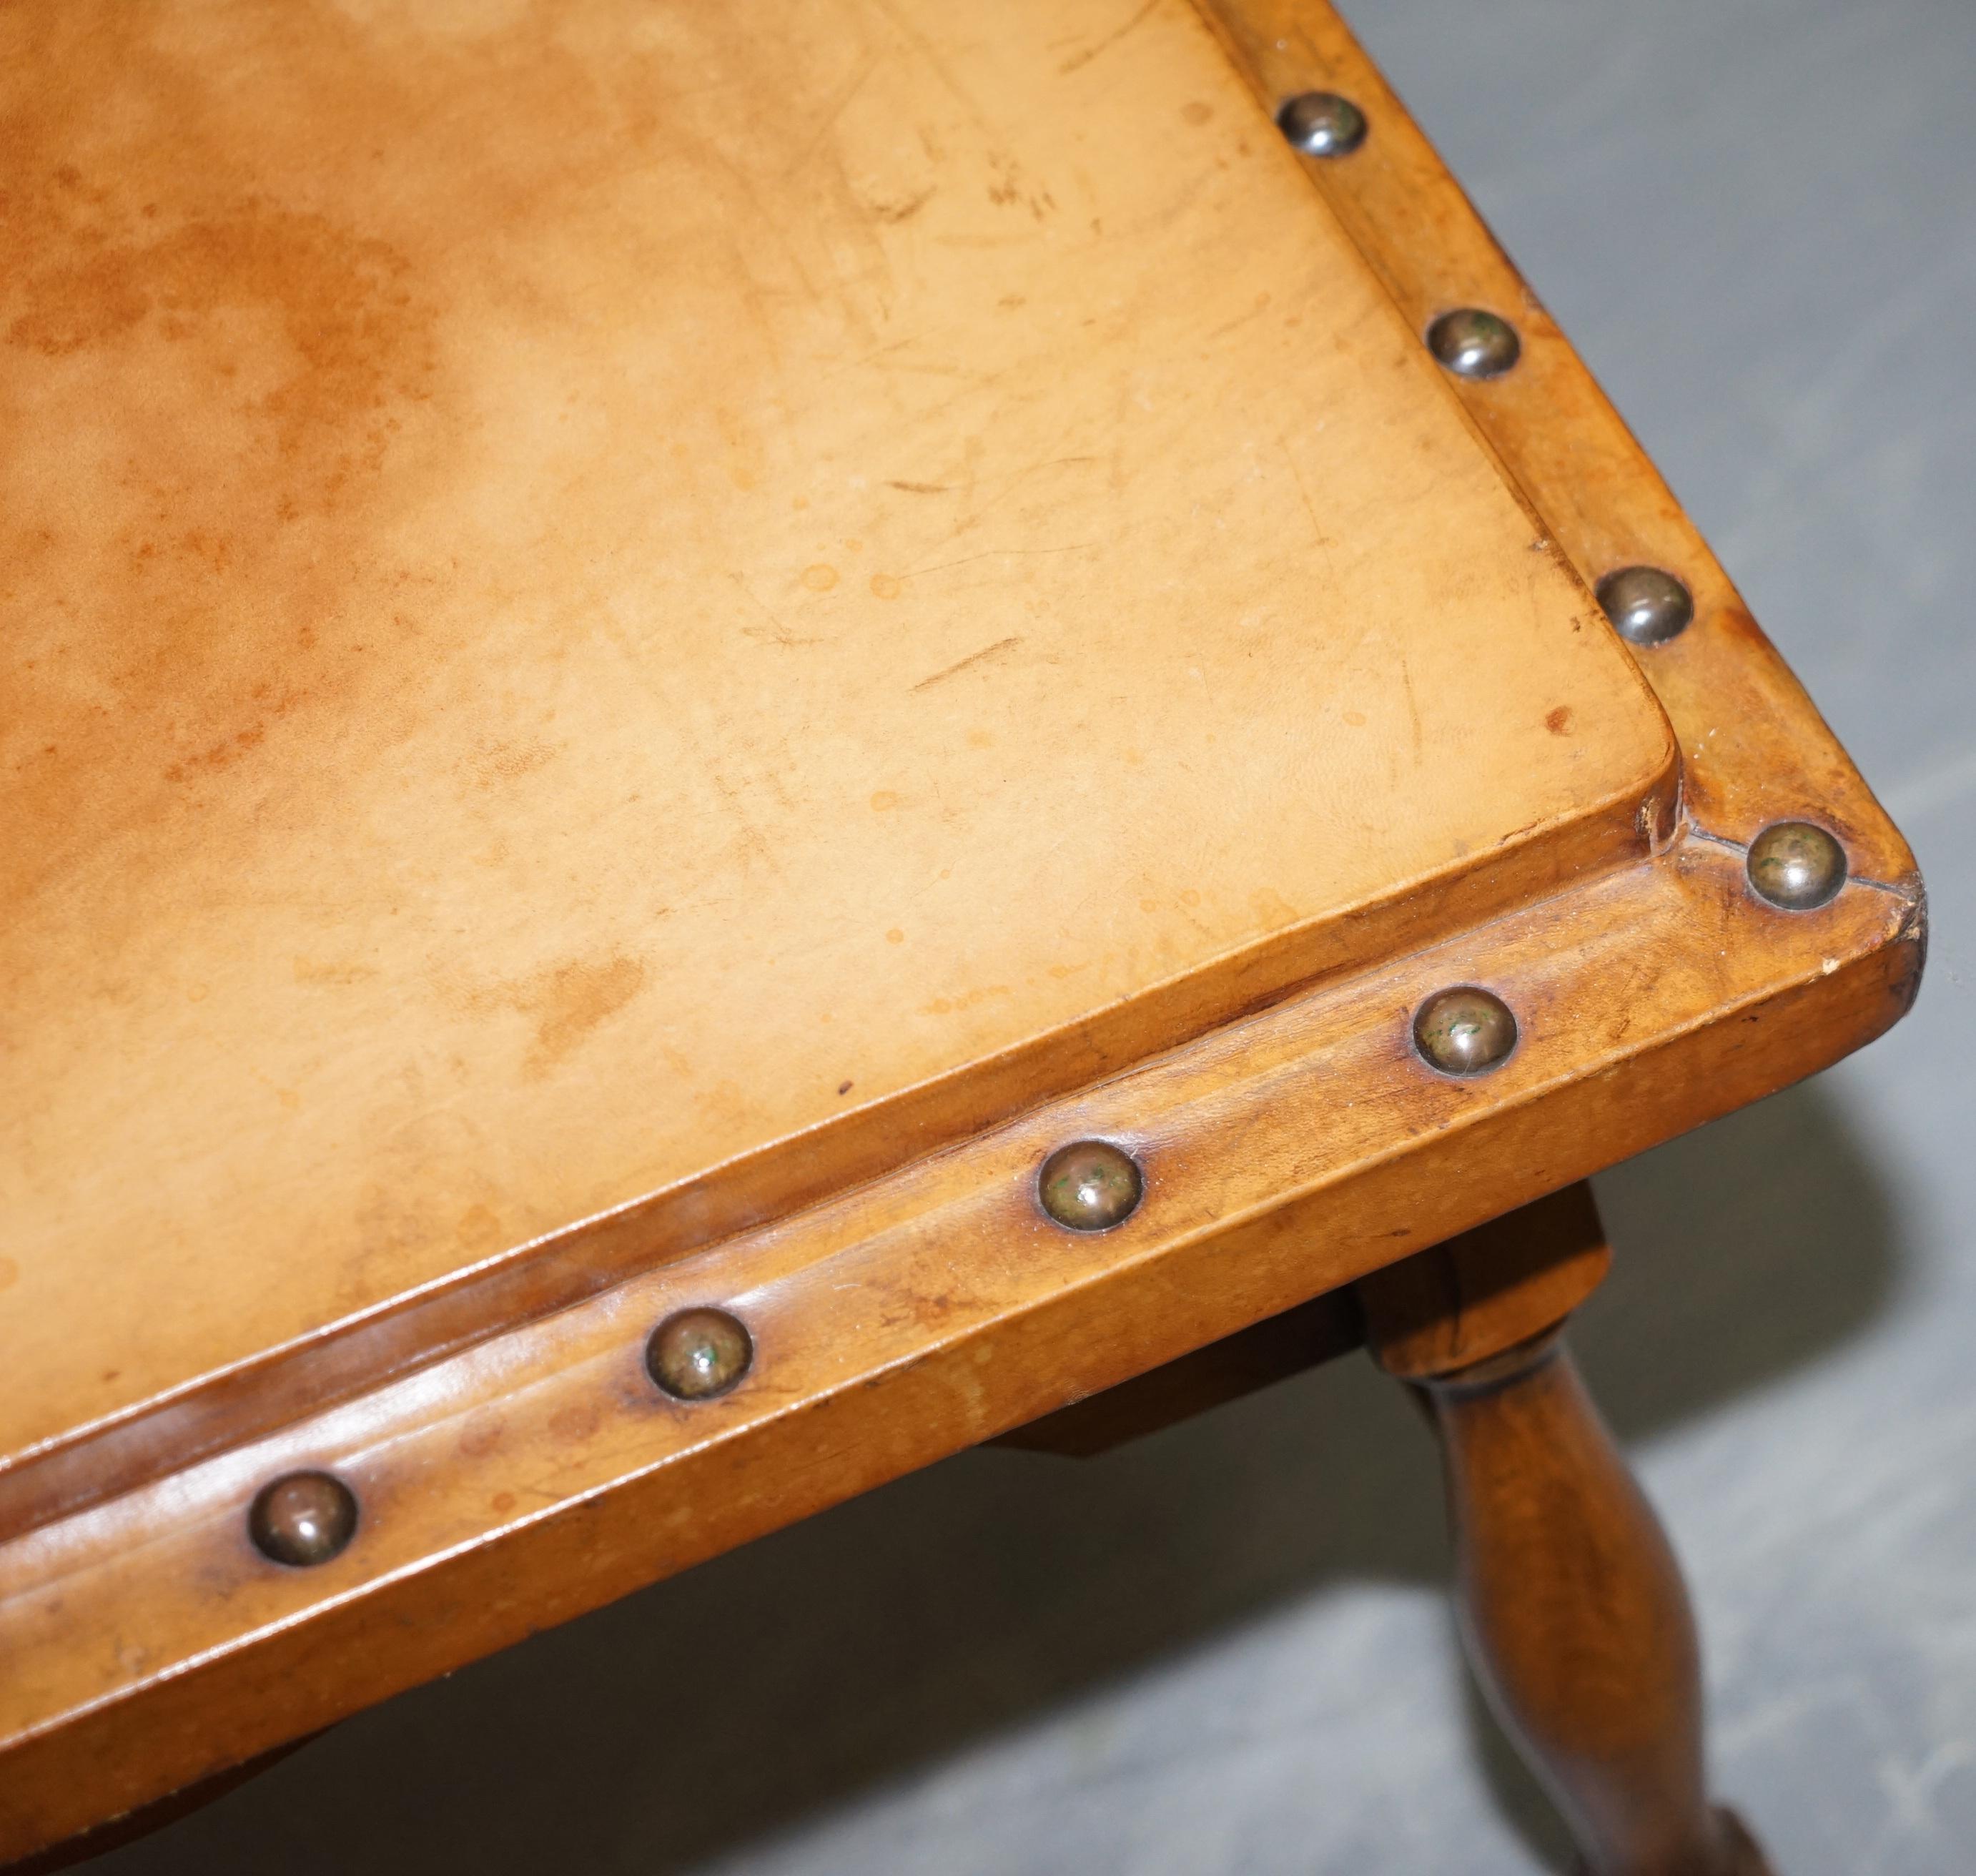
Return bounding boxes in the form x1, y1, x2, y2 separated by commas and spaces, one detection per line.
1422, 1331, 1767, 1875
1360, 1187, 1774, 1876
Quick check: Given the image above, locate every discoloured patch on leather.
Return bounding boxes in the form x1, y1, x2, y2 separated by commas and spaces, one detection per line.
0, 5, 450, 929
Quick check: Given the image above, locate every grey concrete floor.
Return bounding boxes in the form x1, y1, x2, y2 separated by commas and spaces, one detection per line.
81, 1, 1976, 1871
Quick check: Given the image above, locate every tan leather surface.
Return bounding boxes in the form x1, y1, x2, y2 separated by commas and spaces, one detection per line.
0, 0, 1671, 1468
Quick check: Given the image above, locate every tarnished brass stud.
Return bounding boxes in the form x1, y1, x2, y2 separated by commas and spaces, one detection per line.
1037, 1140, 1144, 1233
249, 1471, 359, 1568
1596, 566, 1694, 646
1277, 92, 1368, 157
647, 1307, 754, 1400
1746, 821, 1847, 911
1413, 987, 1518, 1077
1426, 309, 1521, 380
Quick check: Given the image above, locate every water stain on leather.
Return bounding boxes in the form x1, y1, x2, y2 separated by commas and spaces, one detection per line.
0, 4, 445, 924
522, 957, 650, 1076
11, 205, 433, 495
455, 956, 653, 1080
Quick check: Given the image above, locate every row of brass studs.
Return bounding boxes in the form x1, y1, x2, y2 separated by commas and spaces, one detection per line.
234, 101, 1858, 1575
1275, 93, 1696, 650
1034, 987, 1518, 1238
245, 1310, 757, 1568
242, 860, 1838, 1565
1271, 92, 1854, 911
